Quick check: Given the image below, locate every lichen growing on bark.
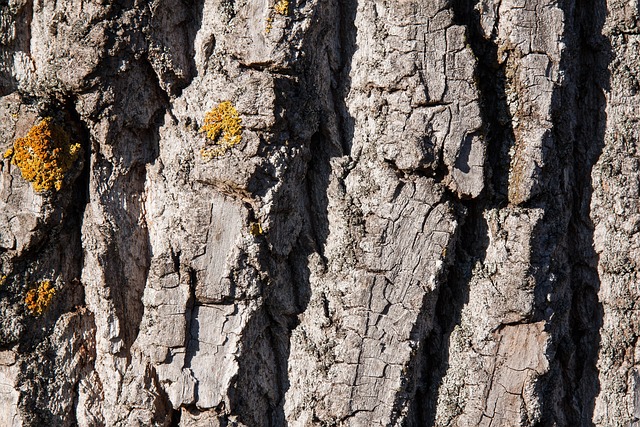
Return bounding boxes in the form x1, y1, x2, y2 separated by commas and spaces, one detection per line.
25, 280, 56, 316
199, 101, 243, 160
274, 0, 289, 15
4, 117, 82, 192
249, 222, 263, 236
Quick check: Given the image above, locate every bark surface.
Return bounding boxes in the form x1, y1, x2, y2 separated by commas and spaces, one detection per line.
0, 0, 636, 426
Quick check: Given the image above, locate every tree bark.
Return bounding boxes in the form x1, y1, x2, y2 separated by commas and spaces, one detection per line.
0, 0, 635, 426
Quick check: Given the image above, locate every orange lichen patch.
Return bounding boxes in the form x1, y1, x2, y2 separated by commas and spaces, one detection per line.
274, 0, 289, 15
6, 117, 82, 192
199, 101, 243, 160
25, 280, 56, 316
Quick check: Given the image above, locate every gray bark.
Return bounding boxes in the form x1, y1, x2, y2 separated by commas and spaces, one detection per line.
0, 0, 636, 426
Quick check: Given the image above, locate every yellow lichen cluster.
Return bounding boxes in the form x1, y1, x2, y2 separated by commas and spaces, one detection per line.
25, 280, 56, 316
199, 101, 243, 160
274, 0, 289, 15
249, 222, 264, 236
0, 275, 6, 286
265, 16, 273, 33
4, 117, 81, 192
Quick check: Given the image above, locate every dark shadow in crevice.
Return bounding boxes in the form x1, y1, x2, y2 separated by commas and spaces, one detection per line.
451, 0, 516, 206
90, 58, 168, 359
333, 0, 358, 155
146, 0, 204, 97
454, 133, 474, 174
231, 0, 357, 425
0, 0, 32, 96
534, 1, 610, 425
406, 1, 515, 424
408, 199, 487, 426
182, 265, 198, 378
569, 6, 610, 425
304, 131, 334, 263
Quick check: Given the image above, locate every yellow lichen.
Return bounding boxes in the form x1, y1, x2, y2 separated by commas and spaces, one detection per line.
6, 118, 81, 192
274, 0, 289, 15
199, 101, 243, 160
249, 222, 264, 236
25, 280, 56, 316
0, 275, 6, 286
265, 16, 273, 33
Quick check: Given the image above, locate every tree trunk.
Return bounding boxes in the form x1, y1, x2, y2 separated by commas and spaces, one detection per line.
0, 0, 635, 426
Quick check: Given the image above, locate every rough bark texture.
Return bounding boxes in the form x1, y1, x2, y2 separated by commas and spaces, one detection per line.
0, 0, 637, 426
